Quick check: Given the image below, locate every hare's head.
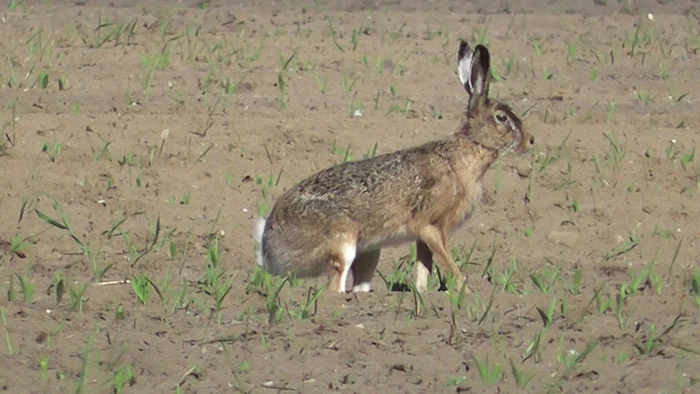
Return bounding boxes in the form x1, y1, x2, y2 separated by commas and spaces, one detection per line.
457, 40, 534, 156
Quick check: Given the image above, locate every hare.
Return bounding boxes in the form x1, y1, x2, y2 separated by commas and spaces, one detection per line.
254, 40, 534, 293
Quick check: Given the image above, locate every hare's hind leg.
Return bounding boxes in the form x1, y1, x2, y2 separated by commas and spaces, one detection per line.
418, 225, 470, 293
415, 241, 433, 292
351, 249, 381, 292
326, 242, 357, 293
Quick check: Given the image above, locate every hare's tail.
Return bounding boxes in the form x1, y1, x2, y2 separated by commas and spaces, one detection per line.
254, 217, 266, 267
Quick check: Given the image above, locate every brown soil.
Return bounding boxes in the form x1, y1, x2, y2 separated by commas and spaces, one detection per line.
1, 0, 699, 393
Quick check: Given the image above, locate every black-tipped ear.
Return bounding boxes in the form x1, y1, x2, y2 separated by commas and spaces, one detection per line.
469, 45, 491, 99
457, 40, 474, 94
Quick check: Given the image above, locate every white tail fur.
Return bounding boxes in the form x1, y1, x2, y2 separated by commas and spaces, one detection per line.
254, 217, 266, 267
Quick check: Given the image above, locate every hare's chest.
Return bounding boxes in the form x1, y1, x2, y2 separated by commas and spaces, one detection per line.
457, 181, 484, 224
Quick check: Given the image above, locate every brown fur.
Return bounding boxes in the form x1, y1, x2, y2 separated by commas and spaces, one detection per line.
257, 40, 534, 293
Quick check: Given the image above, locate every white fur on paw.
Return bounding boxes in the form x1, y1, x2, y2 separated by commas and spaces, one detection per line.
352, 282, 371, 292
338, 243, 356, 293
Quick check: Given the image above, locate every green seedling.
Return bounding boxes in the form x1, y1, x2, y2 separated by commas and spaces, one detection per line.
36, 71, 49, 89
330, 140, 354, 164
55, 272, 65, 304
446, 376, 464, 386
40, 355, 48, 383
603, 132, 625, 171
385, 99, 413, 117
1, 308, 13, 354
502, 55, 515, 76
566, 40, 578, 64
569, 269, 582, 294
58, 76, 67, 91
326, 16, 344, 53
531, 39, 543, 56
350, 22, 364, 51
523, 329, 544, 363
473, 24, 490, 46
16, 271, 35, 303
550, 341, 598, 390
170, 283, 189, 314
6, 274, 15, 302
41, 140, 63, 162
362, 142, 379, 159
691, 271, 700, 308
556, 334, 580, 368
530, 266, 560, 295
606, 99, 618, 124
472, 353, 502, 385
266, 276, 288, 325
389, 22, 407, 43
131, 275, 154, 305
490, 64, 502, 82
88, 132, 113, 162
377, 254, 416, 292
590, 284, 611, 314
648, 267, 663, 295
603, 230, 638, 261
636, 90, 654, 103
536, 296, 557, 328
590, 68, 598, 80
375, 56, 383, 74
210, 271, 234, 324
542, 67, 554, 80
476, 286, 497, 325
444, 271, 469, 310
659, 63, 669, 80
628, 267, 650, 295
510, 359, 536, 388
7, 232, 33, 258
680, 147, 695, 171
348, 100, 363, 117
611, 285, 627, 330
69, 283, 88, 313
112, 364, 136, 393
313, 72, 328, 94
75, 330, 97, 394
536, 129, 572, 173
277, 71, 287, 109
288, 284, 325, 320
616, 351, 630, 363
636, 324, 658, 356
496, 258, 520, 294
278, 48, 298, 72
342, 72, 359, 97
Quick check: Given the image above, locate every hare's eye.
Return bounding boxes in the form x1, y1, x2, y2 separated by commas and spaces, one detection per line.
495, 113, 508, 123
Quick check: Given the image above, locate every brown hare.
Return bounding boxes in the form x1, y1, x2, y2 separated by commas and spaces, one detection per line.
254, 40, 534, 293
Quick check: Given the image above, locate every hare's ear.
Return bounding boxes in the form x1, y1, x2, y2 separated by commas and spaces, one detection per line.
457, 41, 491, 103
468, 44, 491, 99
457, 40, 475, 93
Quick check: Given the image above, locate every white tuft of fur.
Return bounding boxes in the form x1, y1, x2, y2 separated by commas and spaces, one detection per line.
254, 217, 266, 267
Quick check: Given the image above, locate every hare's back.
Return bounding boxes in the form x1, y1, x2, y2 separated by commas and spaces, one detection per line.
275, 147, 435, 220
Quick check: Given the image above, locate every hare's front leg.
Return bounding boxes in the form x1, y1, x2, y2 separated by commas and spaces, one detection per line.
350, 249, 381, 292
418, 225, 470, 293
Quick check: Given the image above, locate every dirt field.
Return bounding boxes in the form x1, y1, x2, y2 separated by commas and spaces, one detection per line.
1, 0, 700, 392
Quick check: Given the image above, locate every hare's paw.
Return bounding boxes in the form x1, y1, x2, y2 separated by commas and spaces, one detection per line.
352, 282, 372, 293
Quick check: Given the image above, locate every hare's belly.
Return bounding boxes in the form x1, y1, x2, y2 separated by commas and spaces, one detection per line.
358, 226, 418, 252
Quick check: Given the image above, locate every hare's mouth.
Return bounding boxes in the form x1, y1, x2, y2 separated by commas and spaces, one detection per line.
503, 131, 534, 155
